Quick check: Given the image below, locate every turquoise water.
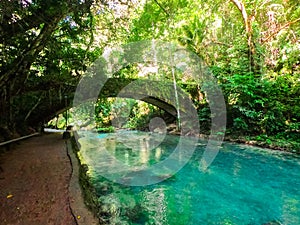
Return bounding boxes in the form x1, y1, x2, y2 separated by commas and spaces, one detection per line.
77, 131, 300, 225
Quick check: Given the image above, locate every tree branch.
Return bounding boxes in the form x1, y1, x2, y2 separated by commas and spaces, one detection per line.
204, 41, 233, 48
153, 0, 169, 16
0, 12, 65, 89
25, 94, 43, 121
230, 0, 251, 34
262, 18, 300, 44
0, 14, 47, 41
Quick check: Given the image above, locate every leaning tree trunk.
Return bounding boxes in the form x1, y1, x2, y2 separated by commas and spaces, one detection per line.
0, 15, 64, 90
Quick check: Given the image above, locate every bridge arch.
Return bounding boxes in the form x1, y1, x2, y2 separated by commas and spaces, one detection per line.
70, 77, 197, 128
32, 77, 198, 130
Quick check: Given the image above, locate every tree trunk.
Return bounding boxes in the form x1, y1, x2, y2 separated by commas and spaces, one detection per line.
230, 0, 259, 74
0, 15, 64, 90
0, 13, 66, 133
0, 0, 95, 135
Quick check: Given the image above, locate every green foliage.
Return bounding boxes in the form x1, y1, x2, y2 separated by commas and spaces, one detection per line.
95, 99, 112, 127
225, 72, 298, 139
197, 106, 211, 133
111, 0, 300, 147
125, 102, 162, 130
97, 126, 115, 133
94, 97, 163, 131
1, 0, 299, 150
0, 0, 104, 131
71, 97, 163, 132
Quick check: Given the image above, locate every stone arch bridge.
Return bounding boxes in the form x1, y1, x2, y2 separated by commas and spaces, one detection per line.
27, 78, 199, 127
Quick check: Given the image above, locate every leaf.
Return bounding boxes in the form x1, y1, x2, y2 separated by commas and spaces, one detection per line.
6, 194, 13, 199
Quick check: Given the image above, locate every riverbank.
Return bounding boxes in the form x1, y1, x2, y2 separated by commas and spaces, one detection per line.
224, 134, 300, 153
165, 124, 300, 153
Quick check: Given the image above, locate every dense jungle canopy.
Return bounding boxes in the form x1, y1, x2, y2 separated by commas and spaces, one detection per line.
0, 0, 299, 149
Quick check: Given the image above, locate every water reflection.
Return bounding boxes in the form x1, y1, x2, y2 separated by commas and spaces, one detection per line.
155, 147, 162, 161
94, 132, 170, 167
105, 138, 115, 153
140, 146, 150, 165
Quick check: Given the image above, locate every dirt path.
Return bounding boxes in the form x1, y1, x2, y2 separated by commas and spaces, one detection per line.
0, 133, 77, 225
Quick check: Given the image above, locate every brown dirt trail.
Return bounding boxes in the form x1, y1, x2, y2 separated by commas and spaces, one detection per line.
0, 133, 76, 225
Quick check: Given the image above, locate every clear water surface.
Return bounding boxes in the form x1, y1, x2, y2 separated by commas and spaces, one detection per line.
77, 131, 300, 225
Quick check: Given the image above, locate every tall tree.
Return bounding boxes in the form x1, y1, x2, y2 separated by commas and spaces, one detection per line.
229, 0, 257, 72
0, 0, 105, 134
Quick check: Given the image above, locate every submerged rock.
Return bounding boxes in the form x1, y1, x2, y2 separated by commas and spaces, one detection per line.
125, 204, 148, 224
